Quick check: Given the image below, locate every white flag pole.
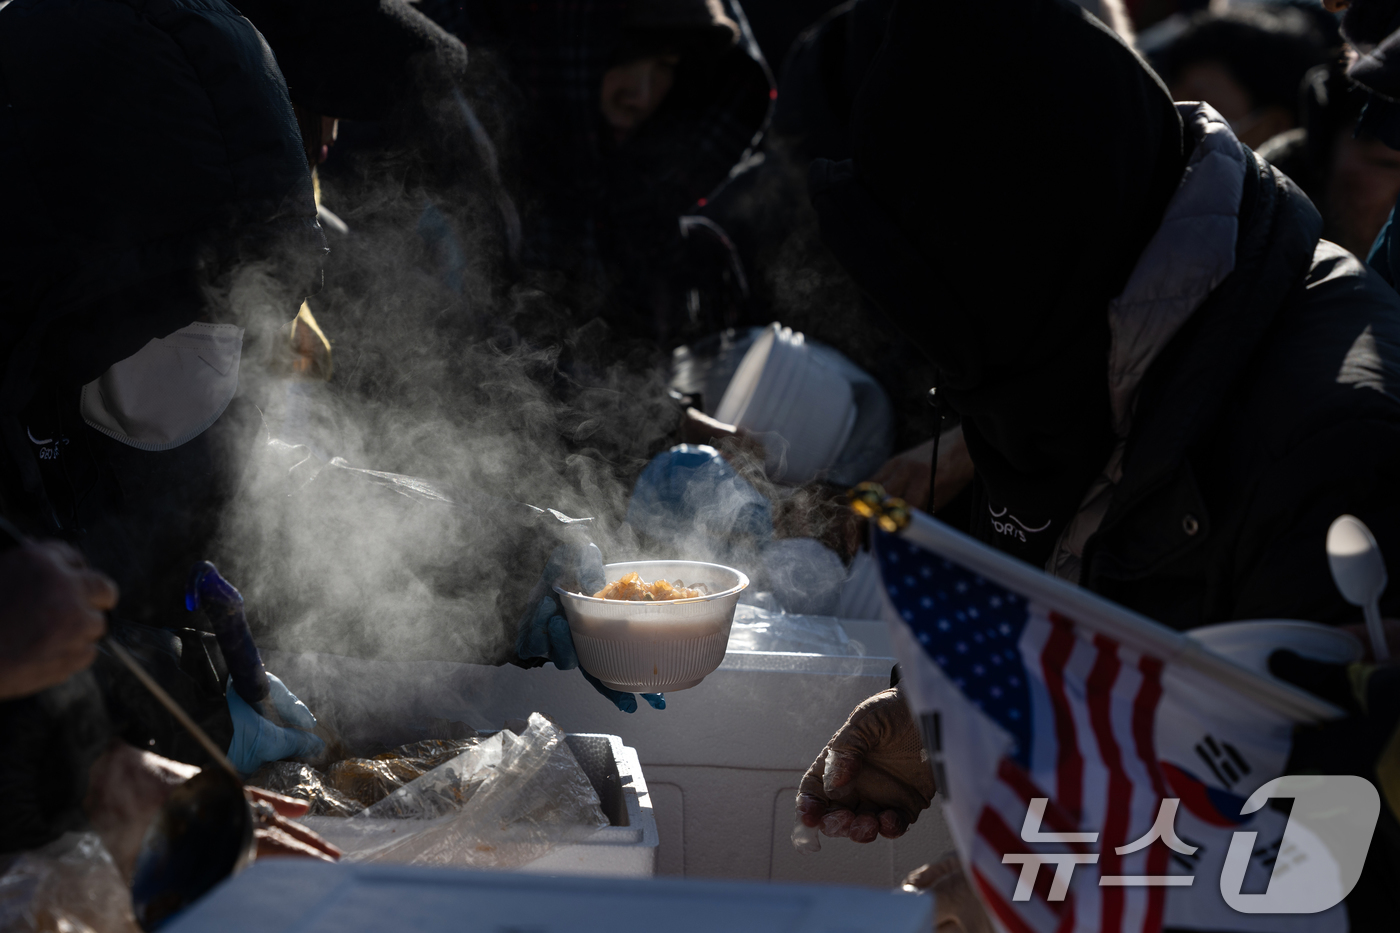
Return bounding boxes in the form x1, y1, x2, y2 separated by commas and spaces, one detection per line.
897, 510, 1343, 724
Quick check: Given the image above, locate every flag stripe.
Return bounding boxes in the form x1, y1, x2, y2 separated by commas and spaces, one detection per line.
976, 800, 1069, 912
876, 526, 1306, 933
995, 758, 1093, 850
1041, 613, 1084, 821
1087, 634, 1130, 933
1132, 656, 1170, 933
974, 866, 1047, 933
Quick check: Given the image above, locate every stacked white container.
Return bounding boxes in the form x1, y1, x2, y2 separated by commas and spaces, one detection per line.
714, 323, 857, 485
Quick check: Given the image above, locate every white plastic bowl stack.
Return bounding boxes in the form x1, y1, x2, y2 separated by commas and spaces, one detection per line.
714, 323, 856, 485
555, 560, 749, 693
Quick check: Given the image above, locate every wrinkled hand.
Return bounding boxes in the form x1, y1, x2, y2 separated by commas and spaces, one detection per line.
517, 542, 666, 713
0, 540, 117, 700
247, 788, 340, 861
795, 688, 936, 847
870, 425, 972, 512
902, 857, 995, 933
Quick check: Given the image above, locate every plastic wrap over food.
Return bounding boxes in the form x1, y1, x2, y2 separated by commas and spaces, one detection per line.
341, 713, 608, 868
0, 833, 140, 933
361, 734, 506, 821
726, 604, 858, 655
248, 762, 362, 817
376, 739, 478, 770
250, 739, 477, 813
325, 758, 423, 806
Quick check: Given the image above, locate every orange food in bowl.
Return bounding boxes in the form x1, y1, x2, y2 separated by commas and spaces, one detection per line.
592, 572, 704, 601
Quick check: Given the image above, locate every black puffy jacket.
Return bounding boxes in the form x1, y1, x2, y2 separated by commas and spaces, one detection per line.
0, 0, 323, 798
0, 0, 323, 419
813, 0, 1400, 630
1081, 147, 1400, 628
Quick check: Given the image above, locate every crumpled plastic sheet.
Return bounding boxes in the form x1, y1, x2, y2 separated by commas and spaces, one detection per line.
726, 604, 859, 655
248, 761, 362, 817
250, 739, 477, 813
0, 833, 140, 933
335, 713, 609, 869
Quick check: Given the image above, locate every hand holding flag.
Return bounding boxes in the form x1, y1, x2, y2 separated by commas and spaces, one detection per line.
802, 488, 1367, 933
795, 687, 936, 847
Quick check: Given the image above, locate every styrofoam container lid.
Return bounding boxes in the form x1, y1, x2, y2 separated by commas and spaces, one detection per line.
1187, 619, 1363, 678
163, 859, 934, 933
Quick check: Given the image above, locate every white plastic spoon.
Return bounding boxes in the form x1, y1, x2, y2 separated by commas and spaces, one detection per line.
1326, 515, 1390, 662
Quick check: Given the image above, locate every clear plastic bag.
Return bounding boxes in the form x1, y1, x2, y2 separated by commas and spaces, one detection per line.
359, 733, 505, 822
247, 761, 362, 817
0, 833, 140, 933
338, 713, 608, 868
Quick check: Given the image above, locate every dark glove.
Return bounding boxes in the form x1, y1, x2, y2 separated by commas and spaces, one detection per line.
1270, 650, 1400, 924
1269, 650, 1400, 819
794, 687, 935, 849
516, 543, 666, 713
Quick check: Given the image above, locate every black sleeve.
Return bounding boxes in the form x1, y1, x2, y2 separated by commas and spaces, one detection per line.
1228, 418, 1400, 625
0, 672, 111, 854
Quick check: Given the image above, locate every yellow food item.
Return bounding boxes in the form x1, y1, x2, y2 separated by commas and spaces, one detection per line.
593, 572, 703, 601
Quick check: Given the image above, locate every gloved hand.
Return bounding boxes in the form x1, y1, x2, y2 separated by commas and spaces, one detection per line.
794, 687, 936, 849
227, 671, 325, 776
1270, 649, 1400, 821
516, 542, 666, 713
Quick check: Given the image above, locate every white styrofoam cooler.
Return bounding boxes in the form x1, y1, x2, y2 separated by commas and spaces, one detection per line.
163, 859, 932, 933
300, 733, 658, 878
264, 617, 956, 890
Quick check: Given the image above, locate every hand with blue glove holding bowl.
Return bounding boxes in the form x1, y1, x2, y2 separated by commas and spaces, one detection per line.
517, 542, 748, 712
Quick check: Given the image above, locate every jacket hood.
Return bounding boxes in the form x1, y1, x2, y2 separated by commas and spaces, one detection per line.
1341, 0, 1400, 53
1083, 132, 1326, 589
771, 0, 894, 163
1049, 101, 1250, 580
812, 0, 1184, 567
0, 0, 323, 412
1106, 103, 1248, 438
623, 0, 739, 49
234, 0, 470, 122
428, 0, 772, 272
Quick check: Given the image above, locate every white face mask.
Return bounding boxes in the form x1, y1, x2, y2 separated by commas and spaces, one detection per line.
80, 322, 244, 451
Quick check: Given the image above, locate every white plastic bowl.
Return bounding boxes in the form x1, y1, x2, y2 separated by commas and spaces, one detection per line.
1187, 619, 1363, 678
713, 323, 856, 485
555, 560, 749, 693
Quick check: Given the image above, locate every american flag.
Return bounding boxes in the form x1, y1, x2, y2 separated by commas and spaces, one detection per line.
873, 515, 1344, 933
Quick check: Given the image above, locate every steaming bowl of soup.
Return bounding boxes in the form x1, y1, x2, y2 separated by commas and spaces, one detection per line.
555, 560, 748, 692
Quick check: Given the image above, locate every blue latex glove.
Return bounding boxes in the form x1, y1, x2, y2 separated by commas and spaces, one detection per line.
517, 542, 666, 713
226, 671, 325, 776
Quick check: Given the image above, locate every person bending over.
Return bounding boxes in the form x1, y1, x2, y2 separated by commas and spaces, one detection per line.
797, 1, 1400, 926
